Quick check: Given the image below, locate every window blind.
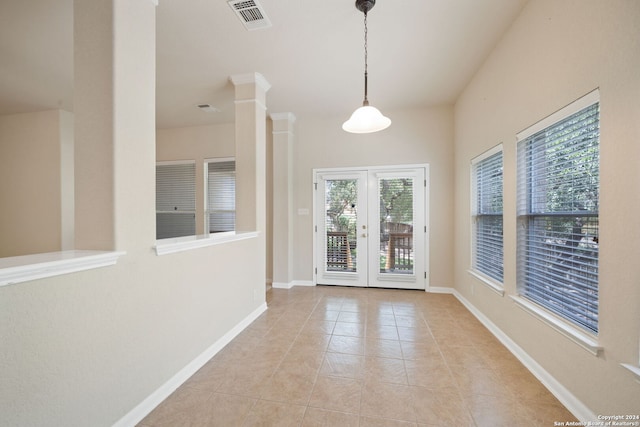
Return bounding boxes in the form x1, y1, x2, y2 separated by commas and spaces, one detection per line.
206, 161, 236, 233
517, 101, 599, 334
156, 162, 196, 239
472, 149, 504, 283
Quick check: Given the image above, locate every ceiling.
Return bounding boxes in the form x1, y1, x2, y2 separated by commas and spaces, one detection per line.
0, 0, 528, 129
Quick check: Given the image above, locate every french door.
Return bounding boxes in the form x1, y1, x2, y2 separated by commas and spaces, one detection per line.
314, 166, 427, 290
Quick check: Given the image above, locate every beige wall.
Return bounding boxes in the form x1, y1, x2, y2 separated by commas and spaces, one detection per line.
453, 0, 640, 415
0, 240, 266, 426
60, 110, 74, 250
0, 110, 73, 257
292, 107, 454, 287
157, 122, 235, 160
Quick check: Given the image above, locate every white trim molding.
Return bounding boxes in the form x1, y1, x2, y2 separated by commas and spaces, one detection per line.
113, 302, 268, 427
0, 250, 125, 287
291, 280, 314, 287
516, 89, 600, 141
229, 72, 271, 92
233, 98, 267, 111
453, 290, 597, 423
270, 112, 296, 123
154, 231, 259, 256
272, 281, 295, 289
468, 270, 505, 296
511, 295, 602, 356
426, 286, 454, 294
621, 364, 640, 384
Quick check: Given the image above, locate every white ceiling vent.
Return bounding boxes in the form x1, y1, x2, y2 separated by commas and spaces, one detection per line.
228, 0, 272, 31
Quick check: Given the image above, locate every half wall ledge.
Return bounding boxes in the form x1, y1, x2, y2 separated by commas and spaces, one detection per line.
621, 364, 640, 384
154, 231, 260, 256
0, 250, 125, 287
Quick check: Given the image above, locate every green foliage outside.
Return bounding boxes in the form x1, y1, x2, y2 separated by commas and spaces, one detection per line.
325, 179, 358, 237
530, 104, 599, 244
324, 177, 414, 235
379, 178, 413, 227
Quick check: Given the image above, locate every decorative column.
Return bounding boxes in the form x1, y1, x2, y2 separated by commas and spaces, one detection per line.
229, 73, 270, 234
270, 113, 296, 288
74, 0, 157, 250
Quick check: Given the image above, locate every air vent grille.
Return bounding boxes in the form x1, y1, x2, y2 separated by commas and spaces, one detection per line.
228, 0, 272, 31
197, 104, 220, 113
233, 1, 256, 10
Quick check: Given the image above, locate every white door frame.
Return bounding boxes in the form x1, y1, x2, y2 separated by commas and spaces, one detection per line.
312, 164, 430, 290
314, 170, 368, 287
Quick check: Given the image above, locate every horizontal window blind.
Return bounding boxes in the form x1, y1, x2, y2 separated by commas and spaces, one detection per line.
517, 101, 599, 334
472, 149, 504, 283
156, 212, 196, 239
207, 161, 236, 233
156, 162, 196, 239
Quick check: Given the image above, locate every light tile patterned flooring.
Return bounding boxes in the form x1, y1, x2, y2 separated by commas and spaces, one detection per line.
138, 286, 576, 426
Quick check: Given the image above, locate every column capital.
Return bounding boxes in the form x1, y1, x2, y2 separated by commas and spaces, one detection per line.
269, 112, 296, 123
270, 112, 296, 134
229, 72, 271, 92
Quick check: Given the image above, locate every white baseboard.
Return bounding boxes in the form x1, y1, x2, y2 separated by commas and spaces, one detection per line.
113, 302, 268, 427
291, 280, 314, 287
272, 280, 315, 289
451, 289, 596, 423
272, 281, 294, 289
427, 286, 454, 294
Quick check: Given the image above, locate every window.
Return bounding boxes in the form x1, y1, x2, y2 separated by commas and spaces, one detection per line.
206, 159, 236, 233
156, 161, 196, 239
517, 92, 600, 334
471, 145, 504, 285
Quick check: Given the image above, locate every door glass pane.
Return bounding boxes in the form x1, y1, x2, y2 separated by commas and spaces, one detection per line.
379, 177, 414, 274
324, 179, 358, 272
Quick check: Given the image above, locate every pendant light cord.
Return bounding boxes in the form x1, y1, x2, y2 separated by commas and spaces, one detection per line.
343, 0, 391, 133
363, 11, 369, 106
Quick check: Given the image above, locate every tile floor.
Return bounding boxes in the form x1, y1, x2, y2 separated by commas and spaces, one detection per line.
138, 286, 576, 426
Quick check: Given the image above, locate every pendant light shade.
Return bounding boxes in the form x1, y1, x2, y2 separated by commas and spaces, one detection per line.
342, 104, 391, 133
343, 0, 391, 134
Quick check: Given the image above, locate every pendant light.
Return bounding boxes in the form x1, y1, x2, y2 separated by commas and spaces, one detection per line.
342, 0, 391, 134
